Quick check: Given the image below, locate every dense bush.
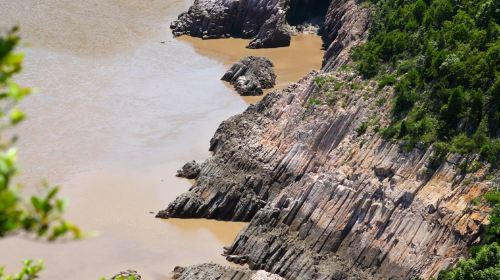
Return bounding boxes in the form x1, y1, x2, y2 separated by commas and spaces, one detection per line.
353, 0, 500, 165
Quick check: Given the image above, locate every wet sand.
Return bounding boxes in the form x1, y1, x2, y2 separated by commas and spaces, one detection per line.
0, 0, 324, 279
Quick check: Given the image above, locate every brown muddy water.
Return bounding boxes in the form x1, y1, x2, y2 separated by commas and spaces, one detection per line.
181, 35, 324, 103
0, 1, 324, 279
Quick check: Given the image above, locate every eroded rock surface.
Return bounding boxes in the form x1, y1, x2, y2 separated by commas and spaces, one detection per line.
221, 56, 276, 96
162, 0, 495, 279
176, 160, 201, 179
248, 11, 291, 49
322, 0, 371, 70
172, 263, 284, 280
160, 70, 494, 279
170, 0, 290, 48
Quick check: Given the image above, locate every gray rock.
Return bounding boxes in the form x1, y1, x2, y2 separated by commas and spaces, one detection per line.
248, 11, 291, 49
170, 0, 287, 48
176, 160, 201, 179
163, 0, 495, 279
222, 56, 276, 96
322, 0, 371, 70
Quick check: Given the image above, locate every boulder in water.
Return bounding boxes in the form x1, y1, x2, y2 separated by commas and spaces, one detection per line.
221, 56, 276, 96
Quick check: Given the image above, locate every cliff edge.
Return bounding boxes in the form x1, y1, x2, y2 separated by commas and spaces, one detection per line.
160, 0, 496, 279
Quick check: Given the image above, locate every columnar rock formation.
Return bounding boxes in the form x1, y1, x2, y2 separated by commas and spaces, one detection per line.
161, 0, 496, 279
159, 69, 493, 279
322, 0, 370, 70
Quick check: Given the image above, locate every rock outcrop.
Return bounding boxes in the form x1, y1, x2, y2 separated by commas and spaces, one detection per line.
170, 0, 370, 56
177, 160, 202, 179
321, 0, 371, 70
248, 11, 291, 49
160, 69, 494, 279
170, 0, 290, 48
162, 0, 496, 279
172, 263, 284, 280
221, 56, 276, 96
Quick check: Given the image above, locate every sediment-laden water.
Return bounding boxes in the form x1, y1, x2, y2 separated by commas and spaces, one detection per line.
0, 1, 323, 279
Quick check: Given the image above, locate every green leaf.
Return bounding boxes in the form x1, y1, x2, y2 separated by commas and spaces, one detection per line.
9, 107, 25, 125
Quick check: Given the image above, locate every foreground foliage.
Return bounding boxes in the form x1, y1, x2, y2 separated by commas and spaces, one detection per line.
353, 0, 499, 165
0, 27, 80, 279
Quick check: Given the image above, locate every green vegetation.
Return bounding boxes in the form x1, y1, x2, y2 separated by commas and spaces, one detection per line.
307, 98, 322, 107
313, 75, 336, 89
352, 0, 500, 165
0, 260, 43, 280
377, 74, 397, 90
356, 122, 369, 136
436, 242, 499, 280
312, 75, 350, 107
0, 27, 80, 279
435, 190, 499, 280
352, 2, 499, 275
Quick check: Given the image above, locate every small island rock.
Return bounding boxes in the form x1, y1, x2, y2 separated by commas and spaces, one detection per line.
176, 160, 201, 179
221, 56, 276, 96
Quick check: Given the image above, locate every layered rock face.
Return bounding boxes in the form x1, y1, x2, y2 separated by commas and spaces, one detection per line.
162, 0, 495, 279
322, 0, 370, 70
222, 56, 276, 96
160, 70, 493, 279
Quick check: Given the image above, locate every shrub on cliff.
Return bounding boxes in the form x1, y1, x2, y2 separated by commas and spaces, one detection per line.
353, 0, 500, 165
436, 242, 500, 280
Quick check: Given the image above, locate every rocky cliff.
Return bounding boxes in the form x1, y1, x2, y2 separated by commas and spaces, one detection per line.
170, 0, 290, 48
161, 0, 496, 279
170, 0, 369, 52
160, 69, 493, 279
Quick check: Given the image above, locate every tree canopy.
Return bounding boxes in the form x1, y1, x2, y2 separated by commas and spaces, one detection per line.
353, 0, 500, 165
